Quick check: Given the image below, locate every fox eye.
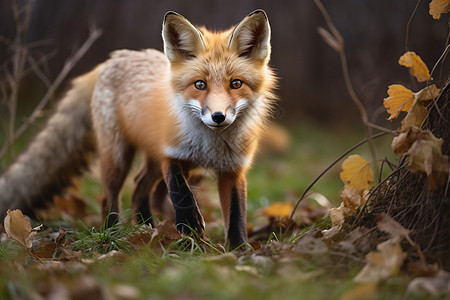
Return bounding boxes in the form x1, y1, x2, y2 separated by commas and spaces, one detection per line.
230, 79, 242, 89
194, 80, 207, 90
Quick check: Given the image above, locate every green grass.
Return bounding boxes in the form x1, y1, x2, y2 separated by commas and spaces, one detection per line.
0, 121, 412, 299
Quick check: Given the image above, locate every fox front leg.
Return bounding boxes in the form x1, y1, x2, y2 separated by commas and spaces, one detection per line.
218, 171, 248, 250
162, 159, 205, 237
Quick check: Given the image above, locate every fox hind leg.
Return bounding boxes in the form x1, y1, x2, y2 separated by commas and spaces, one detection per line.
99, 143, 135, 228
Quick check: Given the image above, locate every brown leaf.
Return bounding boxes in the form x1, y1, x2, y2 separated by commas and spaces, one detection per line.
354, 236, 407, 283
391, 126, 428, 155
407, 137, 450, 190
401, 85, 440, 130
4, 209, 42, 249
398, 51, 431, 82
429, 0, 450, 19
407, 270, 450, 297
376, 213, 411, 239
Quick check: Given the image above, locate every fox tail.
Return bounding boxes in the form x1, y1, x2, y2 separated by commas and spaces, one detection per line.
0, 67, 100, 217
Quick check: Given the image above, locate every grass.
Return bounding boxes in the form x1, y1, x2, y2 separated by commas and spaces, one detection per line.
0, 121, 413, 299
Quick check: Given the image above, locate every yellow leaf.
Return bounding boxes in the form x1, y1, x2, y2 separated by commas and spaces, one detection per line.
401, 85, 440, 130
261, 202, 293, 219
354, 236, 407, 283
383, 84, 415, 120
4, 209, 42, 249
340, 155, 374, 191
429, 0, 450, 19
398, 51, 431, 82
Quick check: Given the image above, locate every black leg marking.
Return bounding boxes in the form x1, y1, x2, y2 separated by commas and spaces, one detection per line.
167, 163, 205, 236
228, 185, 248, 249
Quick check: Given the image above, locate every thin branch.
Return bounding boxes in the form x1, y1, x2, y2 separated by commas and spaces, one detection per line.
0, 26, 102, 160
405, 0, 422, 52
314, 0, 382, 182
426, 43, 450, 122
290, 132, 388, 220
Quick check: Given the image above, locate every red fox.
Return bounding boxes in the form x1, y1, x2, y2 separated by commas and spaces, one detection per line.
0, 10, 276, 248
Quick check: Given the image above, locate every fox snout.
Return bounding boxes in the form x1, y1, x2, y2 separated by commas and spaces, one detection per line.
201, 104, 239, 130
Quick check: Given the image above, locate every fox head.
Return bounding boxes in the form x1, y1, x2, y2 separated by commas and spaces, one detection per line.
162, 10, 275, 131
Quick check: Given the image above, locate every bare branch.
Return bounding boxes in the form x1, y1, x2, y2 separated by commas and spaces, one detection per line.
0, 19, 102, 159
314, 0, 382, 182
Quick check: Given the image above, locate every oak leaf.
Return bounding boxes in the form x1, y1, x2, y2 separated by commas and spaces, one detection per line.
398, 51, 431, 82
383, 84, 415, 120
429, 0, 450, 19
340, 155, 374, 191
4, 209, 42, 250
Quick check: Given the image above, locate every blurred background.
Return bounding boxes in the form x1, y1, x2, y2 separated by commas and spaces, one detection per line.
1, 0, 447, 126
0, 0, 448, 206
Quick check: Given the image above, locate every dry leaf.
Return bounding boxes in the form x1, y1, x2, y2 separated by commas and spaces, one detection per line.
261, 202, 293, 219
429, 0, 450, 19
401, 85, 440, 130
383, 84, 415, 120
329, 203, 345, 227
376, 214, 411, 240
398, 51, 431, 82
407, 137, 450, 190
392, 127, 449, 190
354, 236, 407, 283
407, 270, 450, 297
4, 209, 42, 249
341, 186, 366, 211
340, 155, 374, 191
391, 126, 425, 155
341, 283, 376, 300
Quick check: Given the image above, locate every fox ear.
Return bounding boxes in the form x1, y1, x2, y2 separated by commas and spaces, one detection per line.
162, 12, 205, 62
229, 9, 271, 61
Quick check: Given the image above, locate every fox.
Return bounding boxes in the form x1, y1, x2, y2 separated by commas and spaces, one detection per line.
0, 9, 276, 249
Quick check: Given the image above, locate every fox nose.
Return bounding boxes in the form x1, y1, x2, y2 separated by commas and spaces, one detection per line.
211, 112, 226, 124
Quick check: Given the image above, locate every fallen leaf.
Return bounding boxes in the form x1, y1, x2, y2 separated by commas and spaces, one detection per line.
429, 0, 450, 19
398, 51, 431, 82
340, 155, 374, 191
383, 84, 415, 120
376, 213, 411, 240
401, 85, 440, 130
341, 186, 366, 211
341, 283, 376, 300
329, 203, 345, 227
4, 209, 42, 250
407, 270, 450, 297
261, 202, 293, 219
354, 236, 407, 283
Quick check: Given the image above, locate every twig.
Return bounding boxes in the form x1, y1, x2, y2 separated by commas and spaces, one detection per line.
289, 132, 388, 221
426, 43, 450, 122
405, 0, 422, 52
0, 25, 102, 160
314, 0, 381, 182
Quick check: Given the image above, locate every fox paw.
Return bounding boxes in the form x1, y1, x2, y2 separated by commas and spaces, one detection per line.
176, 208, 205, 237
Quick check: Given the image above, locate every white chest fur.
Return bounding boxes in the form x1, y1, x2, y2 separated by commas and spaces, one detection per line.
164, 96, 256, 172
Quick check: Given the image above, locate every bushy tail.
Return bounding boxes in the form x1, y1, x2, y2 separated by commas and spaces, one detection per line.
0, 67, 100, 217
